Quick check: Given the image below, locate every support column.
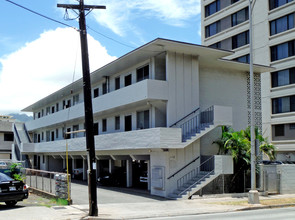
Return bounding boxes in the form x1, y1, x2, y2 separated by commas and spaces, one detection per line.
96, 160, 100, 178
126, 159, 133, 188
45, 156, 49, 171
109, 159, 114, 174
83, 158, 87, 181
72, 158, 76, 178
147, 160, 151, 191
63, 158, 66, 170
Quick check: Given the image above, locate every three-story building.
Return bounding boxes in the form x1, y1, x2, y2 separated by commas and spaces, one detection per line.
16, 38, 270, 198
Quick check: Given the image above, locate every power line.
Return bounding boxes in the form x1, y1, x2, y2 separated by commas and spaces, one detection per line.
86, 25, 136, 49
4, 0, 78, 31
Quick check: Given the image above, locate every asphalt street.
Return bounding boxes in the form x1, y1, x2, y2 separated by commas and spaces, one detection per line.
143, 207, 295, 220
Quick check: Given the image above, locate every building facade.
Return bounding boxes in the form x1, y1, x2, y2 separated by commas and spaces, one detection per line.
201, 0, 295, 161
16, 39, 270, 198
0, 115, 15, 159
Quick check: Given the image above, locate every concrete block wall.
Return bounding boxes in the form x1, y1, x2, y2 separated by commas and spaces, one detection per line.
277, 164, 295, 194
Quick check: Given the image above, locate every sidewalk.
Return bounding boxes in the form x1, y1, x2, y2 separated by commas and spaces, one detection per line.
51, 193, 295, 219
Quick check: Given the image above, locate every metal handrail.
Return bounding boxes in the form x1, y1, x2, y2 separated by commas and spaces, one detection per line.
169, 107, 200, 127
177, 170, 214, 196
23, 124, 32, 143
13, 124, 21, 145
175, 155, 215, 195
167, 156, 200, 179
179, 106, 214, 142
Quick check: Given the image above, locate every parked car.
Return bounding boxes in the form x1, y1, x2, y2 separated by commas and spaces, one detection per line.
0, 172, 28, 206
139, 171, 148, 183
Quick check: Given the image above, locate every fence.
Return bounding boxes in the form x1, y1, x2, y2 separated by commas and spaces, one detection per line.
24, 168, 71, 200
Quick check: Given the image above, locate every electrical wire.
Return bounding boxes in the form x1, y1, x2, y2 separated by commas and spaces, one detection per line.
5, 0, 162, 54
4, 0, 79, 31
86, 25, 136, 49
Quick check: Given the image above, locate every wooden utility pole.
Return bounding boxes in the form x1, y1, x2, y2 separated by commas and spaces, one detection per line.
57, 1, 106, 216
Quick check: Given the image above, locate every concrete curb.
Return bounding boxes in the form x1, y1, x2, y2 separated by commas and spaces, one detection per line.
238, 203, 295, 211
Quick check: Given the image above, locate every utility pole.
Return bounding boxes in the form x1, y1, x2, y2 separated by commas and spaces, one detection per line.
248, 0, 259, 204
57, 1, 106, 216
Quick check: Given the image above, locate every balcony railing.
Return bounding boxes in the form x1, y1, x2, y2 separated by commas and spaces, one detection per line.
178, 106, 214, 142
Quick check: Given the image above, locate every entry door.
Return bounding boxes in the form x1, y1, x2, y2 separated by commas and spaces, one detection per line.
125, 115, 132, 131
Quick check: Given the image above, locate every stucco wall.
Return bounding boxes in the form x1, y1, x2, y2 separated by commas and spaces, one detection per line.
199, 67, 248, 131
166, 52, 199, 126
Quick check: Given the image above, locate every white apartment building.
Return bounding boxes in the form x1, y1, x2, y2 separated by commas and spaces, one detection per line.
15, 38, 270, 198
0, 115, 17, 159
201, 0, 295, 162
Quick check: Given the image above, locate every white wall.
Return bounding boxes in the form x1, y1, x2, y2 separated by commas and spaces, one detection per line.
166, 52, 199, 126
199, 67, 248, 131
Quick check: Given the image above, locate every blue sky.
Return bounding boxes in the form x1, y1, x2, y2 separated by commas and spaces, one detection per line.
0, 0, 201, 114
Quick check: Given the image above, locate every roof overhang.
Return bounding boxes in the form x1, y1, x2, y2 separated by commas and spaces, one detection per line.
22, 38, 272, 112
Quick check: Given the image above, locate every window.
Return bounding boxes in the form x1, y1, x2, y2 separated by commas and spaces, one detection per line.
137, 110, 149, 129
269, 0, 294, 10
115, 77, 120, 90
94, 88, 99, 98
38, 112, 41, 118
51, 106, 55, 114
102, 83, 107, 95
46, 131, 50, 142
137, 65, 149, 82
232, 8, 249, 27
270, 13, 294, 35
115, 116, 120, 130
93, 123, 99, 135
42, 132, 44, 141
41, 109, 44, 117
51, 131, 55, 141
232, 31, 249, 49
272, 95, 295, 114
125, 74, 132, 87
4, 133, 13, 141
46, 107, 50, 115
205, 21, 221, 38
233, 54, 250, 63
73, 125, 79, 138
73, 94, 79, 105
271, 40, 295, 61
209, 42, 221, 49
290, 123, 295, 129
63, 99, 71, 109
56, 103, 59, 112
205, 0, 220, 17
66, 128, 71, 139
125, 115, 132, 131
102, 119, 107, 132
274, 124, 285, 136
56, 129, 59, 139
232, 0, 240, 3
272, 67, 295, 87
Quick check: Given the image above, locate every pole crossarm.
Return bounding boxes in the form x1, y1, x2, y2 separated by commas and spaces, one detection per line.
57, 4, 106, 10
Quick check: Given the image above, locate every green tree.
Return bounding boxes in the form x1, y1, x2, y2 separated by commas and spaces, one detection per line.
7, 163, 25, 181
213, 126, 276, 192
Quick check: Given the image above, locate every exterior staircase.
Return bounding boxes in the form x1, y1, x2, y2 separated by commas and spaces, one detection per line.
12, 122, 32, 167
167, 105, 233, 200
167, 156, 219, 200
168, 171, 219, 199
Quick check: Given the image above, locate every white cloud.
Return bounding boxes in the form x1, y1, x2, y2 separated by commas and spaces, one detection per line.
0, 27, 116, 114
85, 0, 201, 36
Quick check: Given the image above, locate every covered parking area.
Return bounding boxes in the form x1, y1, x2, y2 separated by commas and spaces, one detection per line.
31, 151, 151, 191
